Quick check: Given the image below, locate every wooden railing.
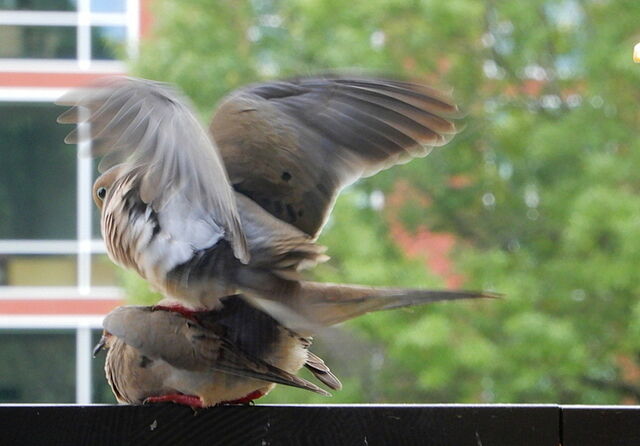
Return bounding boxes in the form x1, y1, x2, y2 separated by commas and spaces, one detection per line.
0, 404, 637, 445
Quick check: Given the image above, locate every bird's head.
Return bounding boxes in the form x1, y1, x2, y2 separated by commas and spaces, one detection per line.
92, 165, 124, 210
92, 331, 114, 357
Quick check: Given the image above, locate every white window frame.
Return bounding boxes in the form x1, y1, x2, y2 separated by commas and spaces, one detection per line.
0, 2, 141, 404
0, 0, 139, 72
0, 88, 117, 296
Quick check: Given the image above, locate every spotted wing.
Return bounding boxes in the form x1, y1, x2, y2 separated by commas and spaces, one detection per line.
211, 75, 459, 237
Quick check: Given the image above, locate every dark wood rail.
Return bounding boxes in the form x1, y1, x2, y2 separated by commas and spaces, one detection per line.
0, 404, 637, 445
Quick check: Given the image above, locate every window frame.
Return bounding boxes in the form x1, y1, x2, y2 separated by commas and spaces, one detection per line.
0, 315, 104, 404
0, 88, 114, 293
0, 0, 139, 72
0, 0, 139, 406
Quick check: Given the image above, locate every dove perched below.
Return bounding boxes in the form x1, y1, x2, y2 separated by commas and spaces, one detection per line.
96, 284, 493, 408
94, 298, 335, 407
58, 75, 480, 328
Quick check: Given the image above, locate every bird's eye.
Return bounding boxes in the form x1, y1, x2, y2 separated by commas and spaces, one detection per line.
97, 187, 107, 200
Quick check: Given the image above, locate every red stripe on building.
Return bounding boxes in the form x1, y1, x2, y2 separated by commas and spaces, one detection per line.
0, 299, 122, 315
0, 72, 124, 88
140, 0, 154, 38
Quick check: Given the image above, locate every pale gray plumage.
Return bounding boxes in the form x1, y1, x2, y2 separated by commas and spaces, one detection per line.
97, 283, 493, 407
58, 75, 484, 324
75, 75, 497, 407
97, 298, 337, 407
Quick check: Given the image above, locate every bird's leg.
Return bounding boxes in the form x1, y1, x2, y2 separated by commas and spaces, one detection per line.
144, 393, 204, 408
220, 390, 266, 405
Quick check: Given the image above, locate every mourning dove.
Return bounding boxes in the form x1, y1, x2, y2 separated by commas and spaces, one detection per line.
94, 298, 335, 407
96, 284, 488, 408
58, 75, 485, 327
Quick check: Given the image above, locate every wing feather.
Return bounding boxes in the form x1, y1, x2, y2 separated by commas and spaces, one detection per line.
211, 74, 460, 237
103, 306, 329, 396
58, 77, 249, 263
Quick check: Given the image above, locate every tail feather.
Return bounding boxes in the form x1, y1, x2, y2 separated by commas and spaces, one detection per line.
235, 268, 497, 332
305, 351, 342, 390
297, 281, 498, 326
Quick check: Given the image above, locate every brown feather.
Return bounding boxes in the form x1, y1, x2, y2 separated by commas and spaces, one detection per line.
211, 75, 461, 237
305, 352, 342, 391
103, 306, 330, 396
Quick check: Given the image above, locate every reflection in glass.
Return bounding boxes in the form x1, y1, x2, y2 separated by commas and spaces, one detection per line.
0, 26, 76, 59
91, 26, 126, 60
0, 0, 76, 11
0, 103, 76, 239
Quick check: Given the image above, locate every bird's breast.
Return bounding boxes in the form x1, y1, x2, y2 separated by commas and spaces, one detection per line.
101, 180, 229, 304
164, 368, 274, 407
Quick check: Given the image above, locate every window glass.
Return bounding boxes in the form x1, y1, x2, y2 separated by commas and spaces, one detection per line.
91, 26, 126, 60
0, 0, 76, 11
0, 26, 76, 59
0, 255, 76, 286
0, 330, 76, 403
91, 254, 119, 286
0, 103, 77, 239
90, 0, 124, 13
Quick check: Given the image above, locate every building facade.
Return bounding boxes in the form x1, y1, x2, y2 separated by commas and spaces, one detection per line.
0, 0, 151, 404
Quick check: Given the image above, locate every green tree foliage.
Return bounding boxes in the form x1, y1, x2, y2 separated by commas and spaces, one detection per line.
125, 0, 640, 403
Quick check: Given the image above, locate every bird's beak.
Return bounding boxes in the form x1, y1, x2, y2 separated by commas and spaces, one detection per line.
634, 43, 640, 63
93, 335, 108, 357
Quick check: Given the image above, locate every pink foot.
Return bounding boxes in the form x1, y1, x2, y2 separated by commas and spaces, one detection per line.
221, 390, 266, 405
152, 304, 202, 321
144, 393, 203, 408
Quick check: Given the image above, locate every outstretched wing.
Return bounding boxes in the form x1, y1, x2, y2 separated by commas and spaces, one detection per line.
58, 77, 249, 263
103, 306, 329, 396
211, 75, 460, 237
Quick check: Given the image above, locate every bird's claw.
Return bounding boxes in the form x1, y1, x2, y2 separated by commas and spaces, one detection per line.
220, 389, 265, 405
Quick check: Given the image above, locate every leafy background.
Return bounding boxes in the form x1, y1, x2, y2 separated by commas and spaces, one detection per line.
122, 0, 640, 404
